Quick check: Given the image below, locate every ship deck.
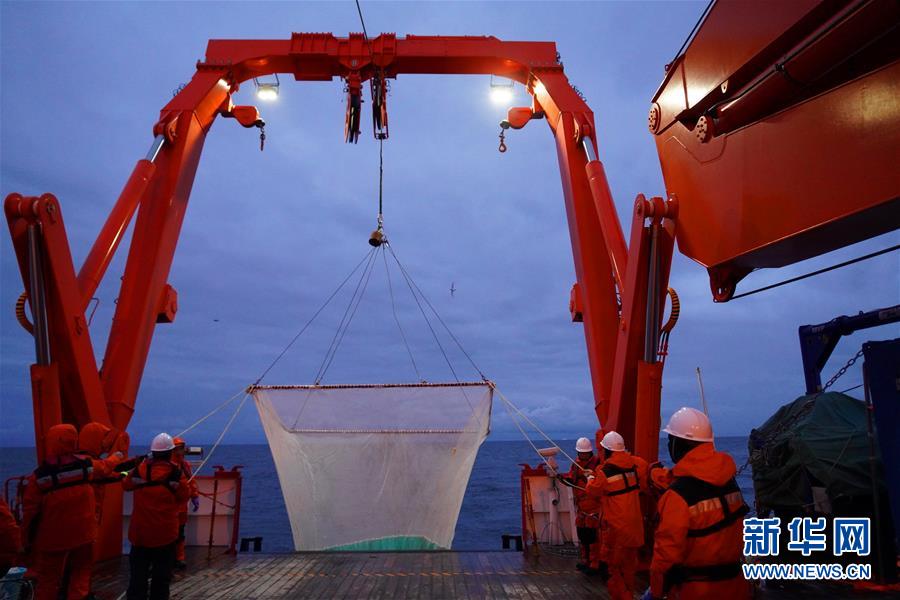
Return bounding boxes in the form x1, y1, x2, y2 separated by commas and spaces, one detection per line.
91, 549, 622, 599
88, 548, 899, 599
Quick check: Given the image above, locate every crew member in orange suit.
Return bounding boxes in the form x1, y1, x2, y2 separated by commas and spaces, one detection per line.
78, 422, 129, 524
123, 433, 190, 600
642, 407, 750, 600
171, 437, 199, 569
557, 437, 602, 573
21, 424, 97, 600
1, 499, 22, 576
586, 431, 649, 600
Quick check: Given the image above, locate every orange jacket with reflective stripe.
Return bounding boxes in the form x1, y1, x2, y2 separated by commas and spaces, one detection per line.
650, 443, 749, 598
124, 458, 190, 548
586, 451, 648, 548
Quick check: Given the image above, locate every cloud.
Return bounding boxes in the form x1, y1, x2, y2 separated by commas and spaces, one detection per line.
2, 1, 897, 452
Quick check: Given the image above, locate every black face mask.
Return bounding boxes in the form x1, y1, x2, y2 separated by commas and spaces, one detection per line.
668, 435, 689, 464
667, 435, 677, 463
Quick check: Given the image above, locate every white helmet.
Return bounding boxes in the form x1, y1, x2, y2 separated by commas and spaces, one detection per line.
151, 432, 175, 452
575, 437, 593, 453
600, 431, 626, 452
663, 407, 714, 442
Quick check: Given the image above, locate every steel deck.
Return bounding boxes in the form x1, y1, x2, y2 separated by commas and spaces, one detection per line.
91, 549, 618, 599
87, 549, 900, 599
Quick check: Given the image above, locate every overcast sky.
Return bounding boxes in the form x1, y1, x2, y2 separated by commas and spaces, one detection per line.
1, 1, 898, 450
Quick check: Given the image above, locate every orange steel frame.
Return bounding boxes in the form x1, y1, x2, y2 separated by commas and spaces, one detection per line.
4, 2, 898, 555
5, 33, 675, 462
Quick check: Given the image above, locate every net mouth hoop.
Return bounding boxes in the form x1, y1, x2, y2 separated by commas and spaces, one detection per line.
286, 428, 481, 434
249, 381, 492, 392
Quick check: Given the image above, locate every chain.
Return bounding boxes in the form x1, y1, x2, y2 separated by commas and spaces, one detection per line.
259, 124, 266, 152
736, 349, 865, 477
820, 349, 863, 393
498, 127, 507, 153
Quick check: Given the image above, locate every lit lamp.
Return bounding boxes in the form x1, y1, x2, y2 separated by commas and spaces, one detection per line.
254, 74, 280, 101
490, 75, 515, 104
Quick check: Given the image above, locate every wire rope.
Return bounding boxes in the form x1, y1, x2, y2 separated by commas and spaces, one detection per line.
730, 243, 899, 300
382, 246, 422, 381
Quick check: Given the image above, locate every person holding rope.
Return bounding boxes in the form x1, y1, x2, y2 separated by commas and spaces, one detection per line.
585, 431, 649, 600
123, 433, 190, 600
171, 437, 200, 570
557, 437, 603, 575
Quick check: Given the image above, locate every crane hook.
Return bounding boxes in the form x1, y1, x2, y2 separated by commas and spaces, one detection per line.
498, 129, 507, 153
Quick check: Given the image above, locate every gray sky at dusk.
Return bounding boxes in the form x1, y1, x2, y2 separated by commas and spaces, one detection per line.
2, 1, 898, 450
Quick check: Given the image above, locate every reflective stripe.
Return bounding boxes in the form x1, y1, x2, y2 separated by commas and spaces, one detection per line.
605, 468, 640, 496
33, 459, 93, 492
687, 491, 742, 518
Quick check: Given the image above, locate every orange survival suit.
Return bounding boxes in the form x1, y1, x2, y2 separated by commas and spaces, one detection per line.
650, 443, 750, 600
172, 438, 199, 564
21, 424, 97, 600
560, 454, 602, 569
78, 422, 128, 524
587, 450, 649, 600
123, 457, 190, 549
0, 499, 21, 575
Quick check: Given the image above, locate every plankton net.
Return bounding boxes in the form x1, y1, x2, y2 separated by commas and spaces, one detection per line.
252, 382, 492, 551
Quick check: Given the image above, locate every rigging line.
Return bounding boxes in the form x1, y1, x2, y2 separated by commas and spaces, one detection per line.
498, 390, 588, 488
499, 392, 560, 472
378, 138, 384, 220
254, 247, 376, 386
730, 243, 899, 301
318, 244, 380, 383
384, 240, 482, 426
383, 245, 423, 381
493, 385, 585, 471
386, 242, 462, 384
354, 0, 373, 49
175, 388, 246, 439
387, 244, 487, 379
313, 248, 379, 384
188, 392, 250, 482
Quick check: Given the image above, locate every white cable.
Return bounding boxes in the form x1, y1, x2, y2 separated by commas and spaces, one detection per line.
492, 385, 587, 471
495, 386, 590, 481
188, 393, 250, 481
174, 388, 246, 439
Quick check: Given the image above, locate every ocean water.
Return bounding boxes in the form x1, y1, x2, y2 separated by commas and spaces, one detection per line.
0, 437, 751, 552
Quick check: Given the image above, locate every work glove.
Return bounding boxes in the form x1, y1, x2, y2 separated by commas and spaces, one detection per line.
191, 497, 200, 512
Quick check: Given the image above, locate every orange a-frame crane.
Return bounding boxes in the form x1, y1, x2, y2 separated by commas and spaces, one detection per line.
5, 0, 899, 557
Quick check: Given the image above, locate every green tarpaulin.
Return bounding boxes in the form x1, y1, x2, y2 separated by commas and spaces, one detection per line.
750, 392, 886, 511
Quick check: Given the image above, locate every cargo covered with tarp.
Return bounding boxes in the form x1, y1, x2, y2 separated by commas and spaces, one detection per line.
749, 392, 887, 512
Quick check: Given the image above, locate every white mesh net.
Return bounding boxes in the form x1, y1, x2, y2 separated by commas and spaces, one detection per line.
252, 382, 492, 551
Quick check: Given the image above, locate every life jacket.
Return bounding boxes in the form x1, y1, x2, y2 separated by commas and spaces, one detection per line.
33, 457, 93, 493
664, 475, 749, 585
129, 459, 181, 493
601, 462, 640, 497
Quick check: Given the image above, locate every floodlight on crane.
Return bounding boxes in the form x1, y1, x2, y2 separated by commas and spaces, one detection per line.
490, 75, 514, 104
254, 74, 280, 101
